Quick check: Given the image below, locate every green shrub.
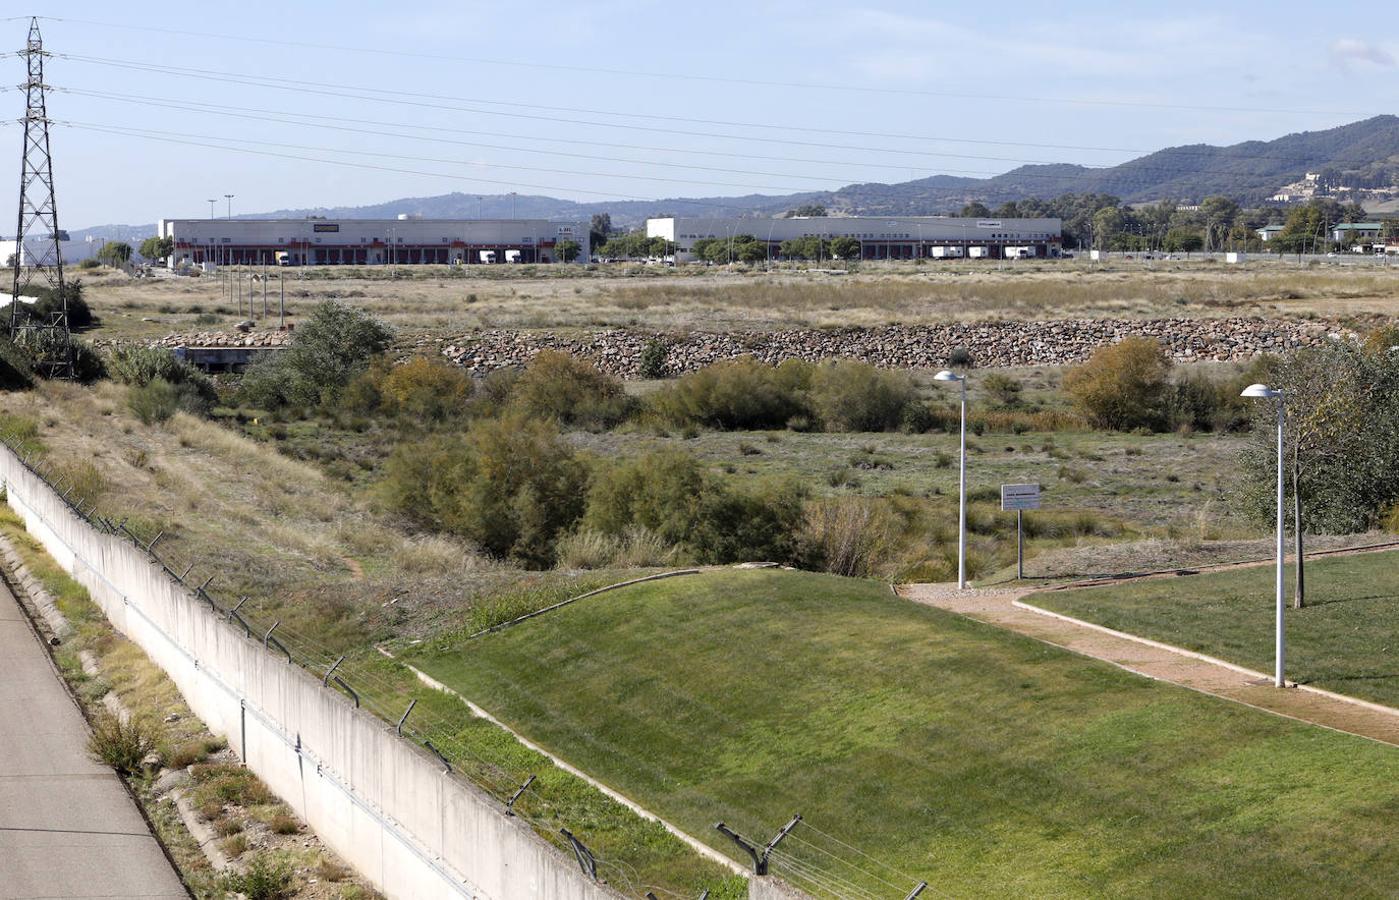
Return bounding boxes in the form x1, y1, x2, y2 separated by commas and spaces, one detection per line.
649, 357, 811, 430
20, 280, 92, 329
128, 378, 211, 424
87, 711, 161, 776
0, 338, 33, 390
800, 496, 897, 577
1062, 337, 1172, 431
509, 350, 632, 428
638, 339, 668, 379
584, 449, 805, 563
11, 329, 104, 382
807, 360, 917, 432
239, 301, 392, 408
221, 854, 294, 900
107, 346, 217, 414
982, 373, 1023, 408
378, 355, 472, 423
380, 414, 587, 567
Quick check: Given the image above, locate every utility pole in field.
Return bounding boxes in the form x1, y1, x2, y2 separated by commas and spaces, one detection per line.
9, 17, 73, 378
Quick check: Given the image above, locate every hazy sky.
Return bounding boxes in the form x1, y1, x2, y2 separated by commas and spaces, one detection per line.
3, 1, 1397, 228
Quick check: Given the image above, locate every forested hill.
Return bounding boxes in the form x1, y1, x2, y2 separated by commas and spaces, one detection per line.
72, 116, 1399, 237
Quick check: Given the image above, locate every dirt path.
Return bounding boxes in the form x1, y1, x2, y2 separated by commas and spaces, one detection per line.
898, 583, 1399, 747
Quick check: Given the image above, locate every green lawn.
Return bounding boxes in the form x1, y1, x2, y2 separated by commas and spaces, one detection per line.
407, 569, 1399, 899
1033, 549, 1399, 708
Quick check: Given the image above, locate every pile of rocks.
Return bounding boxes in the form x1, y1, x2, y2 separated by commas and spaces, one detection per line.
122, 330, 294, 350
436, 317, 1348, 377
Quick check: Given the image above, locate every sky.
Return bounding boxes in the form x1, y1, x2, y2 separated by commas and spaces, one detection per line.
2, 1, 1397, 229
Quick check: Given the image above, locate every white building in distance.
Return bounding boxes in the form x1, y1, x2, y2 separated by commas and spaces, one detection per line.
1, 233, 98, 266
158, 217, 589, 268
646, 215, 1063, 261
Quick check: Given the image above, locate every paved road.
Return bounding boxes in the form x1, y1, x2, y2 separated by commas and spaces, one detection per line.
902, 583, 1399, 747
0, 582, 187, 899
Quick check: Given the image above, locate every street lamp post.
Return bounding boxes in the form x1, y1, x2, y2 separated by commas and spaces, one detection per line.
224, 194, 234, 220
206, 199, 217, 220
1241, 383, 1287, 687
934, 369, 969, 589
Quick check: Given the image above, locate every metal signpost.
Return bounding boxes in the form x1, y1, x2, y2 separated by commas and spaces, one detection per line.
1001, 483, 1041, 579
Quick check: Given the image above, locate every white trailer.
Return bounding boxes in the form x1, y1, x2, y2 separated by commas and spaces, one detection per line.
967, 246, 989, 259
478, 250, 497, 264
1005, 246, 1035, 259
930, 246, 964, 259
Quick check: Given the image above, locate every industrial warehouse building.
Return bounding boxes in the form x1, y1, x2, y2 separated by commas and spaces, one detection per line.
158, 216, 589, 268
646, 215, 1063, 261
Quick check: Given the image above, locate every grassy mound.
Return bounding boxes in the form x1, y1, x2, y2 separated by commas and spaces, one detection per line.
408, 569, 1399, 898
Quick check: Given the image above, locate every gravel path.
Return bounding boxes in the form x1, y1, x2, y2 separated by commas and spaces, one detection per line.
898, 583, 1399, 747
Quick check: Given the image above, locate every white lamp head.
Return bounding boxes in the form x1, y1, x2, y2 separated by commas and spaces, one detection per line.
1240, 383, 1280, 399
933, 370, 964, 383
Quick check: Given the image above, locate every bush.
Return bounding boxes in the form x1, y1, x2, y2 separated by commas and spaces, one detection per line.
947, 346, 974, 367
239, 301, 392, 408
509, 350, 632, 429
584, 449, 805, 563
380, 414, 587, 567
108, 346, 217, 415
1062, 337, 1172, 431
378, 356, 472, 423
21, 280, 92, 329
649, 357, 811, 430
807, 360, 917, 432
554, 525, 678, 569
982, 373, 1023, 408
638, 339, 668, 379
800, 496, 897, 577
0, 338, 33, 390
87, 711, 161, 776
11, 329, 105, 382
221, 854, 294, 900
128, 378, 210, 424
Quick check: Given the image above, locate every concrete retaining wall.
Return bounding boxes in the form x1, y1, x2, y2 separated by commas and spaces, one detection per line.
0, 446, 621, 900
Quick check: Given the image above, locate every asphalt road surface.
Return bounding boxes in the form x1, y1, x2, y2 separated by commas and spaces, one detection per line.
0, 580, 186, 899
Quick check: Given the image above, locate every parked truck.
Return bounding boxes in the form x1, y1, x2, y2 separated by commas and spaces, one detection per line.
967, 246, 989, 259
930, 246, 964, 259
1004, 246, 1035, 260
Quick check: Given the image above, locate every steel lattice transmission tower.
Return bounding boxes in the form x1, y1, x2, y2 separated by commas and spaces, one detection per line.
9, 16, 72, 378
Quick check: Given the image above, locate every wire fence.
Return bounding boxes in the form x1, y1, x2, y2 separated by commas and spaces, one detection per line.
0, 429, 936, 900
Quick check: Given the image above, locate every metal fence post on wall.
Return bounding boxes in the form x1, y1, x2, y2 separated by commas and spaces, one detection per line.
560, 828, 598, 881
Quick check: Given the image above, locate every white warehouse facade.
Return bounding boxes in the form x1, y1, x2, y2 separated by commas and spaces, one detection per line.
159, 217, 589, 267
646, 215, 1063, 261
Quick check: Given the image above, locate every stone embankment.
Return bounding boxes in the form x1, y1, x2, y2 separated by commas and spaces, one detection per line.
434, 317, 1346, 376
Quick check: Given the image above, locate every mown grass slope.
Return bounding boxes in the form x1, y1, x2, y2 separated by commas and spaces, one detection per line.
1033, 549, 1399, 707
408, 569, 1399, 899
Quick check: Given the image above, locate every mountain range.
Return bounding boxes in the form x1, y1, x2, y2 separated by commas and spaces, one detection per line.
71, 115, 1399, 240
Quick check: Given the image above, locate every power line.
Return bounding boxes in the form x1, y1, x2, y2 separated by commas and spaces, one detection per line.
57, 51, 1369, 166
34, 15, 1389, 117
58, 122, 761, 215
52, 55, 1365, 186
58, 118, 821, 193
60, 86, 1099, 175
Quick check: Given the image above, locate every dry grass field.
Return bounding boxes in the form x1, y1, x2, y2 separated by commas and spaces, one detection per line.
80, 258, 1399, 342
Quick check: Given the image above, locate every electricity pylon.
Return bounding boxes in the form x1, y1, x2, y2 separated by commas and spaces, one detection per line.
9, 16, 73, 379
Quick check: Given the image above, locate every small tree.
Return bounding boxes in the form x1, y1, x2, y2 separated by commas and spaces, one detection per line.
96, 241, 133, 266
1062, 337, 1173, 431
556, 239, 581, 262
138, 236, 174, 263
830, 236, 861, 260
239, 301, 392, 408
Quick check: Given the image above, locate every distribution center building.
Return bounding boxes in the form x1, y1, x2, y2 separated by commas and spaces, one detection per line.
646, 215, 1063, 261
159, 216, 589, 268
